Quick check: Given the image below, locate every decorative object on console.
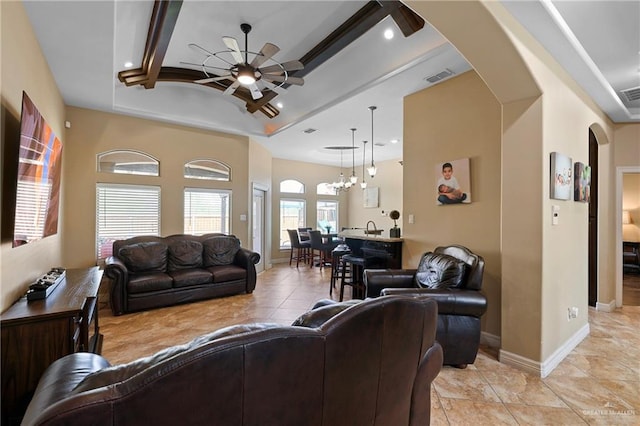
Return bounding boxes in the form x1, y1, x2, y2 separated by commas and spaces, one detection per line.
573, 161, 591, 202
26, 267, 66, 301
367, 106, 377, 178
550, 152, 572, 200
389, 210, 401, 238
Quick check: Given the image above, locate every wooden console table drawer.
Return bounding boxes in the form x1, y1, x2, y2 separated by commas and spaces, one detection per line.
1, 267, 103, 425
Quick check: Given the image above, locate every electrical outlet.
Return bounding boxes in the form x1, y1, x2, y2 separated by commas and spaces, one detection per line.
567, 307, 578, 320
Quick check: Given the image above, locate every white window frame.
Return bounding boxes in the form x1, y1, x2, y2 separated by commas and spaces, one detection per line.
96, 183, 161, 261
280, 198, 306, 249
317, 200, 339, 233
184, 187, 231, 235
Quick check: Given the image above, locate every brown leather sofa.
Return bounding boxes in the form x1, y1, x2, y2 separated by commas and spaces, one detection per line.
364, 245, 487, 368
105, 234, 260, 315
22, 296, 442, 426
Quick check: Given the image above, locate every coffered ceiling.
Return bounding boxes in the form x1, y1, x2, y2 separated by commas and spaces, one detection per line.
21, 1, 638, 167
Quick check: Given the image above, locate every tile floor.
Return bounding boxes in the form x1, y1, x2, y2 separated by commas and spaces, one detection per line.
99, 263, 640, 425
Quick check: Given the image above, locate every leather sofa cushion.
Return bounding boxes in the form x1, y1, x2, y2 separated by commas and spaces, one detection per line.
168, 268, 212, 288
168, 240, 203, 271
70, 323, 280, 395
127, 273, 173, 294
119, 242, 168, 273
203, 236, 240, 266
292, 300, 361, 328
415, 252, 467, 289
207, 264, 246, 283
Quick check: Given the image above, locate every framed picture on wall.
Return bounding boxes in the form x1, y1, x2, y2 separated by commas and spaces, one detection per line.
363, 187, 379, 208
550, 152, 572, 200
434, 158, 471, 205
574, 161, 591, 202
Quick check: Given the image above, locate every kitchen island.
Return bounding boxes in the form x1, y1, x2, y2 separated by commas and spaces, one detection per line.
338, 229, 403, 269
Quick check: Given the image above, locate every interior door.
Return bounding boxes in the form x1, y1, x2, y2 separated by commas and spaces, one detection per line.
588, 129, 598, 306
252, 187, 266, 273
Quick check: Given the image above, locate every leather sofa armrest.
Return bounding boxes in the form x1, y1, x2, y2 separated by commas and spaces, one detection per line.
381, 288, 487, 318
234, 248, 261, 293
105, 256, 128, 316
22, 353, 111, 426
364, 269, 418, 297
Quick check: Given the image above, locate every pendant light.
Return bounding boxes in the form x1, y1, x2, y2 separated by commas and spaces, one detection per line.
367, 106, 377, 178
349, 128, 358, 184
361, 140, 368, 189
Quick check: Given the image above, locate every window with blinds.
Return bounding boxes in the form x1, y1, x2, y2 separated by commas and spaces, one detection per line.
96, 183, 161, 260
184, 188, 231, 235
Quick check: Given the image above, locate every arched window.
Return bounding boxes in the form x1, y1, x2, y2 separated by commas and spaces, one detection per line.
280, 179, 305, 193
316, 182, 337, 195
184, 159, 231, 181
97, 150, 159, 176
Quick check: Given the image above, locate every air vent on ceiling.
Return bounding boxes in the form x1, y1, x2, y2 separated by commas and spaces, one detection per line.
621, 86, 640, 102
424, 68, 455, 84
303, 128, 317, 134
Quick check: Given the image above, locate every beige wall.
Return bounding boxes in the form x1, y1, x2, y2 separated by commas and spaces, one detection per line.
407, 0, 619, 370
63, 107, 250, 268
404, 70, 502, 338
622, 174, 640, 242
249, 139, 273, 267
1, 2, 66, 311
613, 124, 640, 168
347, 159, 403, 235
271, 158, 347, 262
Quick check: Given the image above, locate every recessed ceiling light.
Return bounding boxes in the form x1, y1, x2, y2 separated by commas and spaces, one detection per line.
124, 61, 133, 68
276, 102, 283, 109
384, 29, 394, 40
390, 139, 399, 144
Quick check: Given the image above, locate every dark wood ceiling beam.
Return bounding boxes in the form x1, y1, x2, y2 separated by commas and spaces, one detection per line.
117, 0, 183, 89
157, 67, 279, 117
285, 0, 424, 86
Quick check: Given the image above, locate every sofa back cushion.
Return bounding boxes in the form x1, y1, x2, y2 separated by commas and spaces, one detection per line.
118, 242, 168, 274
203, 236, 240, 266
168, 240, 203, 271
414, 252, 467, 289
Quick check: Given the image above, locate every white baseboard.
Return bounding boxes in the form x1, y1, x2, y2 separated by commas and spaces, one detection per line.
596, 299, 616, 312
481, 331, 500, 348
500, 322, 589, 378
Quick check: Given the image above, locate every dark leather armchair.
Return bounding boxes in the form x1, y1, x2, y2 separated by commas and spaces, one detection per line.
364, 244, 487, 367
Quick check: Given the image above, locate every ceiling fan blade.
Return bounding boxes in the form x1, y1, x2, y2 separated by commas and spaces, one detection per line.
223, 36, 245, 64
262, 79, 288, 94
195, 75, 231, 84
249, 83, 263, 100
259, 60, 304, 74
188, 43, 215, 57
180, 61, 230, 72
250, 43, 280, 68
262, 74, 304, 86
223, 80, 240, 96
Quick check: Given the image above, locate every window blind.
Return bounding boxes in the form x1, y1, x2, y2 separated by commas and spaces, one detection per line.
96, 183, 161, 260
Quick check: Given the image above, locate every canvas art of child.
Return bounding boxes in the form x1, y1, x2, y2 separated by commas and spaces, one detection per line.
435, 158, 471, 205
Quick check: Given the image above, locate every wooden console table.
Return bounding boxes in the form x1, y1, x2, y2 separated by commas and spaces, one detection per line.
1, 267, 103, 425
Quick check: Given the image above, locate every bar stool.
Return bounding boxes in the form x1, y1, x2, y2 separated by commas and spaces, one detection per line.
339, 254, 366, 301
330, 245, 350, 296
286, 229, 310, 267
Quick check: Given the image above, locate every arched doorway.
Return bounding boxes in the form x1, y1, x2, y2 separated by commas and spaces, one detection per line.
588, 129, 598, 306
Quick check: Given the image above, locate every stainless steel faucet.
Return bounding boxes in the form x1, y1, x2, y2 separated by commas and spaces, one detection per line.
366, 220, 377, 234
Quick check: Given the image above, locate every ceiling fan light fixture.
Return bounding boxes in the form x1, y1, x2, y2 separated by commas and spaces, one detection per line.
236, 66, 256, 86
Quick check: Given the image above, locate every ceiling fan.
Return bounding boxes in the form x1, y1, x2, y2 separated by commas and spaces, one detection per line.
183, 23, 305, 101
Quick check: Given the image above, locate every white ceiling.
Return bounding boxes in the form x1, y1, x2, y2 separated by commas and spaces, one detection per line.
22, 1, 639, 168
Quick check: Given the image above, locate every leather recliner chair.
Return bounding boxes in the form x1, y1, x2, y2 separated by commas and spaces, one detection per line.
364, 244, 487, 368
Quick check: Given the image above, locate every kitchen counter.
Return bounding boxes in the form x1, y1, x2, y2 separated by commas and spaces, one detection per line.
338, 229, 403, 243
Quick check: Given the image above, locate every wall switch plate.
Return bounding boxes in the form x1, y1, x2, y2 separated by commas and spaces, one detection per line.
240, 214, 247, 221
408, 214, 415, 224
